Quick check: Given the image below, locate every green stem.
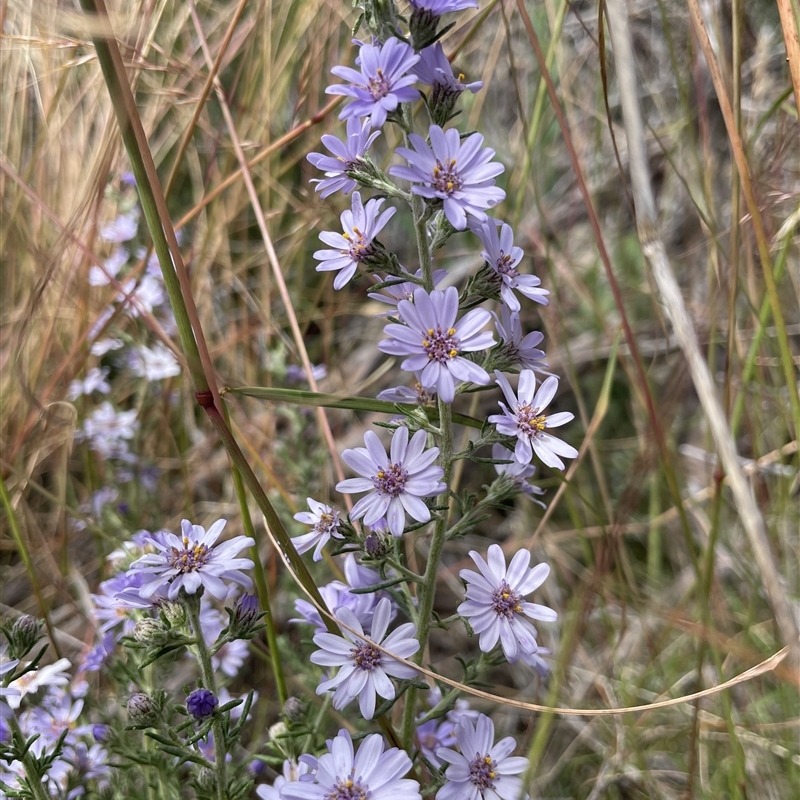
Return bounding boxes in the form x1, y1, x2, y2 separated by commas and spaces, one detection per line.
185, 595, 228, 800
6, 712, 53, 800
730, 225, 794, 436
401, 396, 454, 751
0, 477, 61, 658
222, 403, 288, 705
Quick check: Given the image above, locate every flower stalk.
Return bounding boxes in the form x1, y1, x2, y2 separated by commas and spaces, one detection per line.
184, 594, 228, 800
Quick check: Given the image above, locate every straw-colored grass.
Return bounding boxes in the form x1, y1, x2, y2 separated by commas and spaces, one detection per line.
1, 0, 798, 797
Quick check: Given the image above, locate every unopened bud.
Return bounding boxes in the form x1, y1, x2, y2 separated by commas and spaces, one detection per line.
127, 692, 159, 726
10, 615, 41, 657
133, 618, 169, 646
231, 593, 260, 636
159, 601, 186, 629
186, 688, 218, 720
283, 696, 306, 723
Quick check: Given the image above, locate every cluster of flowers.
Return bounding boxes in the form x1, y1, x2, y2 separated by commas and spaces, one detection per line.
257, 1, 582, 797
1, 621, 111, 796
2, 519, 266, 796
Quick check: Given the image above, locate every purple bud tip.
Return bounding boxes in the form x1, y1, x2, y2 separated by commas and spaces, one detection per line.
93, 724, 111, 742
186, 688, 218, 720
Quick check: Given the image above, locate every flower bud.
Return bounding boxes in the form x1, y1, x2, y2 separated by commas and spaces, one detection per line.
364, 531, 393, 561
159, 601, 187, 629
133, 618, 169, 646
186, 688, 218, 720
195, 768, 216, 793
268, 720, 290, 755
283, 696, 306, 723
10, 615, 41, 657
230, 593, 260, 637
127, 692, 159, 726
91, 724, 111, 743
410, 6, 441, 50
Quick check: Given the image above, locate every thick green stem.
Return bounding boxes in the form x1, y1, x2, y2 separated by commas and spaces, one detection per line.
185, 595, 228, 800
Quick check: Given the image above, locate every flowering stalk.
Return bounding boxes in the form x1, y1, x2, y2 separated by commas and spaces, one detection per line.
398, 108, 454, 747
184, 593, 228, 800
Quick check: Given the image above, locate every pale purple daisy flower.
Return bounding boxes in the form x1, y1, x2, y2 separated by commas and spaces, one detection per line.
417, 718, 457, 769
92, 574, 155, 638
410, 0, 479, 12
67, 367, 111, 400
415, 43, 482, 94
119, 274, 166, 317
22, 693, 92, 747
368, 267, 447, 316
435, 713, 530, 800
292, 498, 343, 562
90, 336, 124, 356
307, 116, 381, 198
292, 554, 383, 635
127, 518, 255, 601
390, 126, 505, 230
489, 370, 577, 469
379, 286, 494, 403
100, 211, 139, 243
471, 218, 549, 311
88, 247, 129, 286
457, 544, 556, 667
494, 307, 548, 373
81, 402, 138, 460
311, 597, 419, 720
415, 43, 482, 125
6, 658, 72, 711
280, 729, 420, 800
256, 759, 311, 800
314, 191, 396, 290
376, 381, 436, 405
326, 38, 421, 129
336, 426, 445, 537
129, 343, 181, 381
492, 444, 546, 508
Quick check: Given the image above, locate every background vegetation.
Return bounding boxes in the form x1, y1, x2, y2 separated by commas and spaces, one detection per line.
1, 0, 798, 797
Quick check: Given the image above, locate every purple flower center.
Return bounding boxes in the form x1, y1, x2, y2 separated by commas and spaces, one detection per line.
373, 462, 408, 496
168, 538, 211, 573
468, 753, 498, 790
515, 403, 547, 437
422, 325, 460, 362
367, 69, 391, 100
352, 641, 382, 671
325, 778, 368, 800
431, 158, 462, 195
491, 580, 522, 619
495, 252, 518, 279
342, 228, 374, 262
